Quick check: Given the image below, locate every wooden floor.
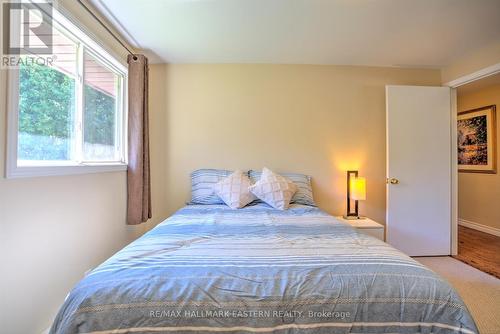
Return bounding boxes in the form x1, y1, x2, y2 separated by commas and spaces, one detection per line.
453, 225, 500, 279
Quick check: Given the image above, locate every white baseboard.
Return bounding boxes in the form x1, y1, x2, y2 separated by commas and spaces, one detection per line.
458, 219, 500, 237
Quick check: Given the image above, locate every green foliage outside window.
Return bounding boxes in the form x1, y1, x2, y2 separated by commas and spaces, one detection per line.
19, 63, 75, 138
18, 62, 116, 160
84, 84, 116, 146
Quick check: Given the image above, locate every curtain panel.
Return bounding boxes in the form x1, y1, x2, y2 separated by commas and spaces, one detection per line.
127, 54, 151, 225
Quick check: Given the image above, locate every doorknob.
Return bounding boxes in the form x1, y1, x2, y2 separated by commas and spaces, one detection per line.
387, 178, 399, 184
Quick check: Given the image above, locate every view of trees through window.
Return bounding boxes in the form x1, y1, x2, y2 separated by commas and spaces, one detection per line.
18, 62, 117, 161
18, 62, 75, 160
11, 9, 126, 175
83, 52, 118, 161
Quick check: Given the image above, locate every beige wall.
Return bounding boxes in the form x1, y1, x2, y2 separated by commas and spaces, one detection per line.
457, 85, 500, 230
154, 64, 441, 223
441, 42, 500, 84
0, 1, 168, 333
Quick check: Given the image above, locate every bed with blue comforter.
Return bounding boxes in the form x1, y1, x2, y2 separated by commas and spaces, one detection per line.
50, 204, 478, 334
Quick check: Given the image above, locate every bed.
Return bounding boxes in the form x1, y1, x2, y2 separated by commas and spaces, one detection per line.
50, 203, 478, 333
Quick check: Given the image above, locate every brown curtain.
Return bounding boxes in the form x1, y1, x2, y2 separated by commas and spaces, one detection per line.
127, 54, 151, 225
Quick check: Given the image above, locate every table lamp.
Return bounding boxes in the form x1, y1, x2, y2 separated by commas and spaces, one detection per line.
343, 170, 366, 220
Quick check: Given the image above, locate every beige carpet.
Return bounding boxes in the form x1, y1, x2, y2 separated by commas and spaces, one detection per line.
416, 256, 500, 334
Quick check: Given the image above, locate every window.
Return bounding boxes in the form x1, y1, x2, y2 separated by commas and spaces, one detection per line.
7, 6, 127, 178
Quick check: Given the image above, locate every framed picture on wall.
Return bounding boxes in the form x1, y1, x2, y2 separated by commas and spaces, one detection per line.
458, 105, 497, 173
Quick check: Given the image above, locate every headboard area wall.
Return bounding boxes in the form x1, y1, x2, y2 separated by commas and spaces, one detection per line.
149, 64, 441, 225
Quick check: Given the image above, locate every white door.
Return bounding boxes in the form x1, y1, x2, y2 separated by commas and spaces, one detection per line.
386, 85, 451, 256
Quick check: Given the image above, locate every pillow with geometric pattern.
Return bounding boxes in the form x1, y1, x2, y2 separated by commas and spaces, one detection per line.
249, 167, 298, 210
212, 170, 257, 209
248, 169, 315, 207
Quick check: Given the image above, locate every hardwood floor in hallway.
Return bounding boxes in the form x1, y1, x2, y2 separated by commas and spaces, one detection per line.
453, 225, 500, 279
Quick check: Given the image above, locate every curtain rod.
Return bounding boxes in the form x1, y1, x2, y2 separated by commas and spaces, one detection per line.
76, 0, 136, 58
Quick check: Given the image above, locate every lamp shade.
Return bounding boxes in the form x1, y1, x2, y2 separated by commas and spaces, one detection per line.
350, 177, 366, 201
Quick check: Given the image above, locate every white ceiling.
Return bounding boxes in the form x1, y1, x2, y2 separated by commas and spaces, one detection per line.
90, 0, 500, 67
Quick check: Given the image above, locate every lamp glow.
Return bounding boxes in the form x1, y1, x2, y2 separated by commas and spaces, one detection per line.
350, 177, 366, 201
344, 171, 366, 220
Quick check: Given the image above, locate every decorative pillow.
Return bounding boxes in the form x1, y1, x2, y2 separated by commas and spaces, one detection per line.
212, 170, 257, 209
189, 169, 232, 204
248, 170, 316, 206
249, 168, 298, 210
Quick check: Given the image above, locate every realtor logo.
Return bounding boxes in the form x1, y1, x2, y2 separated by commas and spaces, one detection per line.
1, 0, 55, 68
2, 0, 53, 55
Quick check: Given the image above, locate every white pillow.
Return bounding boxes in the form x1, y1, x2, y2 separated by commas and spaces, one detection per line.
212, 170, 256, 209
249, 167, 298, 210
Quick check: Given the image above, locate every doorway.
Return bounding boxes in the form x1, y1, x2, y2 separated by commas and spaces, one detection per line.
452, 73, 500, 278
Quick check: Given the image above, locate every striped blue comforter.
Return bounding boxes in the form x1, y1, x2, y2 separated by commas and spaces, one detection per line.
50, 204, 477, 334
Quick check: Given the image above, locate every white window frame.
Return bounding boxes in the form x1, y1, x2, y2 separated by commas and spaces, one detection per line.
6, 5, 128, 178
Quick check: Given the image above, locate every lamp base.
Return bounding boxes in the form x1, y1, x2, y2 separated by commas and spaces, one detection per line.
342, 215, 366, 220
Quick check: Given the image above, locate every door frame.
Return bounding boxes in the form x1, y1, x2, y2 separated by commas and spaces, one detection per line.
443, 62, 500, 255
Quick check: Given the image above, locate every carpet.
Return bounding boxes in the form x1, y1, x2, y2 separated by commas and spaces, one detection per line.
416, 256, 500, 334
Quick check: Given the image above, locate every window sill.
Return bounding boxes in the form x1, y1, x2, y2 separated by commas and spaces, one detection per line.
5, 163, 127, 179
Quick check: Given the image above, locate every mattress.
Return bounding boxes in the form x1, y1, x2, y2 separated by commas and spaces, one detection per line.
50, 203, 478, 333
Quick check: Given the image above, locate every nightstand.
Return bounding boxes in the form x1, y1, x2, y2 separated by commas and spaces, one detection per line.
335, 216, 385, 241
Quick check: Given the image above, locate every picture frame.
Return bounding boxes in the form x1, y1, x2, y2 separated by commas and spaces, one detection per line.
458, 105, 497, 173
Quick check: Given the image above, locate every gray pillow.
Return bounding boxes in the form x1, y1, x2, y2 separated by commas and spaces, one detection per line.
189, 169, 232, 204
